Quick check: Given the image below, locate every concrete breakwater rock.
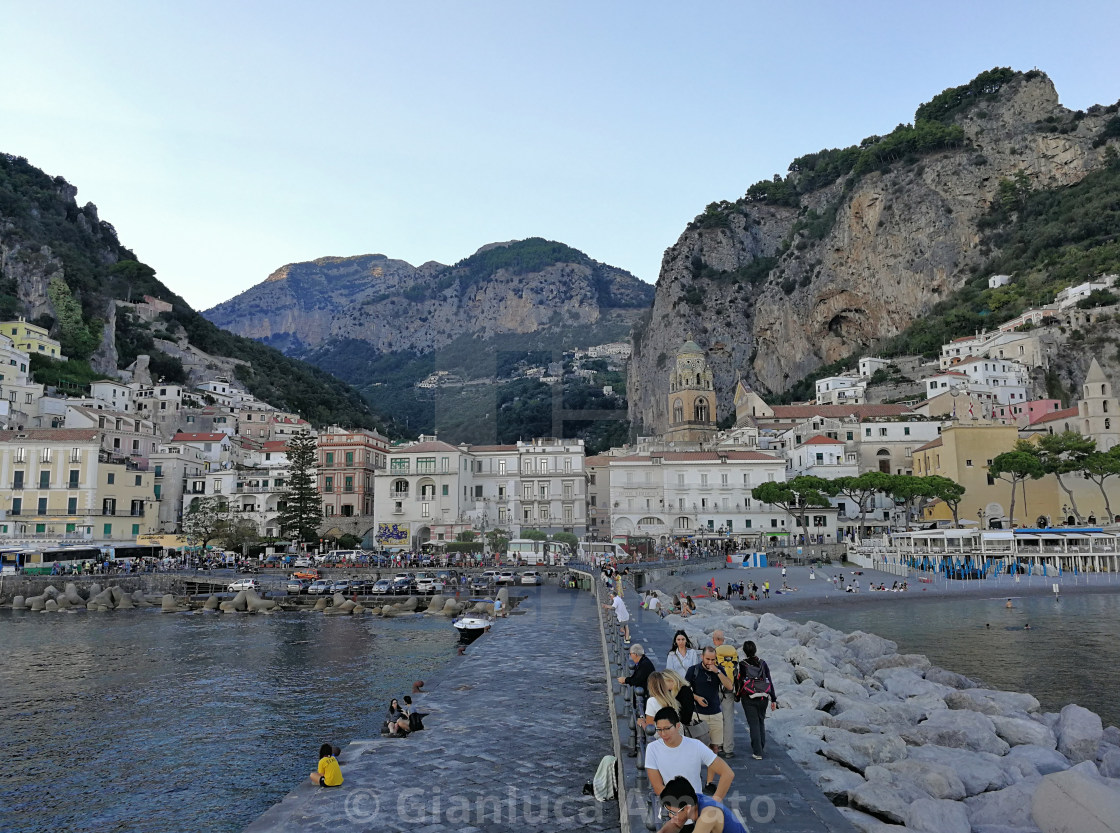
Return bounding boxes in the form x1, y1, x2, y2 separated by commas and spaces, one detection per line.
665, 599, 1120, 833
11, 582, 155, 612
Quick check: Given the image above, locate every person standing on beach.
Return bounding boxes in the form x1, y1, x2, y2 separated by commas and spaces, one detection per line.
737, 641, 777, 760
711, 631, 739, 759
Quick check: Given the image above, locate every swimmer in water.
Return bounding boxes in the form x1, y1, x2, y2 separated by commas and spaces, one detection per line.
1005, 599, 1013, 609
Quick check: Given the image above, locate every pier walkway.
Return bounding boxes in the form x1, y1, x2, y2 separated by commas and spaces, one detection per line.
612, 581, 855, 833
245, 584, 619, 833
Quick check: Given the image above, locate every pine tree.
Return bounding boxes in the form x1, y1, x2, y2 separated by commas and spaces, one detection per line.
276, 432, 322, 545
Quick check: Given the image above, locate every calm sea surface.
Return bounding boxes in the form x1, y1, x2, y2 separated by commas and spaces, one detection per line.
0, 609, 456, 833
784, 591, 1120, 728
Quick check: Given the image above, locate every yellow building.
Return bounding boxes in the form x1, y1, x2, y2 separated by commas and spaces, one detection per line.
913, 421, 1120, 527
0, 318, 64, 360
664, 340, 717, 444
0, 428, 157, 541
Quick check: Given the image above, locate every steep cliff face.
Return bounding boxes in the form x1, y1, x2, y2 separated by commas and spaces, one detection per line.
629, 71, 1119, 432
204, 239, 654, 357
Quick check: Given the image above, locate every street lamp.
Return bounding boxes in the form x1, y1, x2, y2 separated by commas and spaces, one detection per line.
978, 508, 985, 530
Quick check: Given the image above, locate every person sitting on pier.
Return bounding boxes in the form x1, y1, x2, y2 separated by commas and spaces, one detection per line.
308, 743, 343, 787
385, 699, 411, 736
657, 774, 747, 833
645, 708, 734, 803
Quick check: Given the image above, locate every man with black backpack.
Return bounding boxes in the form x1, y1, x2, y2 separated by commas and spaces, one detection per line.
736, 640, 777, 760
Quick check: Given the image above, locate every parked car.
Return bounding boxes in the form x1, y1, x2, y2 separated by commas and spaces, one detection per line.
370, 578, 393, 595
415, 575, 445, 594
469, 575, 491, 592
293, 557, 313, 568
286, 579, 311, 595
495, 571, 517, 585
228, 578, 260, 592
520, 570, 543, 585
293, 568, 321, 581
307, 579, 333, 595
481, 570, 499, 581
390, 574, 416, 595
329, 579, 355, 594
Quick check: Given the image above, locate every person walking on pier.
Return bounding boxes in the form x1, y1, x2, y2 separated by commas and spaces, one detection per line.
686, 647, 734, 755
665, 631, 699, 677
737, 641, 777, 760
645, 708, 734, 803
711, 630, 739, 759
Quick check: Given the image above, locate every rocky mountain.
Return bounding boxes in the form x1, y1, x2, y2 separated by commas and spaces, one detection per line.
628, 68, 1120, 433
0, 153, 382, 430
204, 238, 654, 357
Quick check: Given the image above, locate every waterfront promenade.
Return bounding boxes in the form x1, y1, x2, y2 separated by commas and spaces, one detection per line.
615, 582, 856, 833
245, 584, 620, 833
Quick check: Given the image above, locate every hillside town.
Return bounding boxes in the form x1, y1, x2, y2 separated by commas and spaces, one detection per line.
5, 292, 1120, 566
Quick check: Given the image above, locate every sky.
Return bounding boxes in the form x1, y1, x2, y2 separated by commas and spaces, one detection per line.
2, 1, 1119, 311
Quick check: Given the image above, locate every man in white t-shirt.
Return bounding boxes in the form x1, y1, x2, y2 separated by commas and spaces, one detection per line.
645, 706, 734, 801
603, 590, 630, 642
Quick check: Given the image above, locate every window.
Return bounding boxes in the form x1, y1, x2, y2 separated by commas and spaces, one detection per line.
213, 480, 222, 493
68, 497, 77, 513
966, 459, 973, 467
441, 457, 449, 473
103, 498, 116, 516
107, 473, 115, 485
564, 504, 573, 522
498, 460, 506, 475
325, 452, 334, 465
153, 485, 161, 501
563, 481, 573, 499
135, 474, 142, 486
442, 484, 449, 496
590, 495, 596, 506
131, 500, 144, 516
39, 471, 50, 489
417, 457, 436, 474
132, 524, 140, 536
865, 428, 871, 437
104, 523, 112, 536
903, 427, 910, 435
539, 484, 549, 499
846, 431, 853, 441
879, 428, 887, 437
345, 451, 354, 464
540, 506, 550, 521
344, 476, 354, 492
700, 473, 708, 487
324, 476, 334, 493
720, 473, 728, 486
38, 497, 47, 514
589, 473, 595, 485
421, 502, 430, 517
11, 498, 21, 515
523, 484, 533, 500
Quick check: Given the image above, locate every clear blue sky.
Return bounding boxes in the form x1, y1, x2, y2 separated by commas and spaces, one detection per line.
3, 1, 1118, 310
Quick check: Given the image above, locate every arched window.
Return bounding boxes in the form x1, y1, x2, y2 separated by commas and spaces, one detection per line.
676, 517, 691, 530
392, 479, 409, 497
696, 373, 702, 386
673, 398, 684, 424
694, 397, 709, 423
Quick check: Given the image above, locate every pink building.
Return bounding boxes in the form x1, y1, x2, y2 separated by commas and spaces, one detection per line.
317, 427, 389, 518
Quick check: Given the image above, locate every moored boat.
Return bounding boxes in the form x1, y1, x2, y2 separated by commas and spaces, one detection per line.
453, 615, 492, 644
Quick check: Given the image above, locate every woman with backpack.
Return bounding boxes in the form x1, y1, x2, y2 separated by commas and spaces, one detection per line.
738, 640, 777, 760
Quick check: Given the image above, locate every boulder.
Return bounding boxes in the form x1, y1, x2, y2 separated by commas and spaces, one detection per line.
966, 777, 1044, 829
109, 586, 125, 606
11, 595, 25, 609
767, 706, 830, 734
786, 645, 840, 674
847, 778, 930, 823
843, 631, 897, 661
114, 592, 135, 610
42, 585, 60, 599
43, 598, 58, 612
814, 766, 864, 799
131, 590, 151, 607
29, 595, 46, 611
822, 673, 868, 699
924, 666, 979, 689
906, 745, 1017, 796
726, 613, 759, 630
902, 709, 1010, 756
823, 703, 898, 734
203, 595, 220, 611
313, 598, 328, 611
906, 797, 971, 833
836, 807, 905, 833
880, 758, 967, 801
63, 583, 86, 605
160, 594, 179, 612
991, 714, 1058, 749
1056, 704, 1104, 764
945, 688, 1041, 716
245, 590, 277, 612
819, 728, 908, 772
56, 596, 71, 610
425, 594, 446, 612
1031, 766, 1120, 833
352, 604, 366, 615
867, 652, 932, 674
1008, 743, 1066, 779
87, 582, 102, 598
756, 612, 791, 635
87, 588, 115, 610
400, 596, 419, 612
1100, 748, 1120, 779
1104, 726, 1120, 747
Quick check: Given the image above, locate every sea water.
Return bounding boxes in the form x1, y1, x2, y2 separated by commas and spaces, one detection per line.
786, 591, 1120, 728
0, 609, 455, 833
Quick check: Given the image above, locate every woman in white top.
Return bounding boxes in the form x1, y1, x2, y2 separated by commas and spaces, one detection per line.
643, 669, 696, 726
665, 630, 700, 677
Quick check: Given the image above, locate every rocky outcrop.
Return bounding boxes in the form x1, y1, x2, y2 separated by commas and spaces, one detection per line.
629, 71, 1120, 431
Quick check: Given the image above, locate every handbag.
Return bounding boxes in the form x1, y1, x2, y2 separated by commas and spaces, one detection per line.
685, 717, 710, 745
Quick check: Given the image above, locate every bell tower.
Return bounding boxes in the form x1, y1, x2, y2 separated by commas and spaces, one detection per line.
665, 339, 717, 444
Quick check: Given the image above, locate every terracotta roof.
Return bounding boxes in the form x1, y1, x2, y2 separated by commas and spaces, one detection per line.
172, 432, 230, 442
583, 455, 612, 466
768, 404, 913, 420
801, 434, 843, 445
951, 335, 978, 343
262, 441, 289, 451
0, 428, 99, 443
912, 437, 943, 452
1032, 407, 1080, 426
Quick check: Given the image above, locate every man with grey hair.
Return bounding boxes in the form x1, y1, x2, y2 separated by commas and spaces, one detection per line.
618, 642, 655, 700
712, 630, 739, 759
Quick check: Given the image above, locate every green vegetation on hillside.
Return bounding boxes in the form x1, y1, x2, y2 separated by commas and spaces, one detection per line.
0, 152, 381, 430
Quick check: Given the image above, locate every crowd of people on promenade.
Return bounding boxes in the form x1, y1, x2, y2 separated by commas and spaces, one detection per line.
605, 595, 778, 833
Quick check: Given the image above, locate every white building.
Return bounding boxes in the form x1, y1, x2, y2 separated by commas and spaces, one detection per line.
858, 357, 891, 378
814, 375, 867, 406
988, 274, 1012, 289
1055, 276, 1117, 311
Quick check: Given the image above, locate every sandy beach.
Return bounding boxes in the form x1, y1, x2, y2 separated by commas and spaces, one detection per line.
652, 562, 1120, 614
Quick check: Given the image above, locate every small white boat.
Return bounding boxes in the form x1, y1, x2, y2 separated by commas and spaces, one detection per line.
453, 615, 492, 644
